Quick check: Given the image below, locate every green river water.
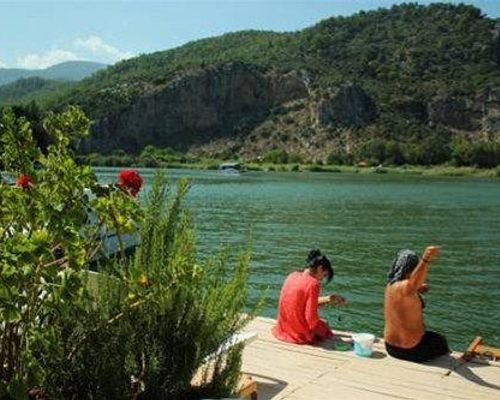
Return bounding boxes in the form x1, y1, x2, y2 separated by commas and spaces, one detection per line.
97, 168, 500, 350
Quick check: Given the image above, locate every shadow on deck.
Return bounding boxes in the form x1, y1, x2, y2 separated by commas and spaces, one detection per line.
241, 317, 500, 400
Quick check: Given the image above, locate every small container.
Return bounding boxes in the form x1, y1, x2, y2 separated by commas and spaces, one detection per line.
352, 333, 375, 357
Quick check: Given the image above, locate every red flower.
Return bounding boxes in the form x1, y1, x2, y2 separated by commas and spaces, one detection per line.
16, 174, 34, 191
117, 170, 143, 197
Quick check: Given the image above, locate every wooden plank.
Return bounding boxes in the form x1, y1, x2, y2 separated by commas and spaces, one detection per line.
237, 374, 258, 399
475, 345, 500, 360
331, 359, 498, 400
466, 336, 483, 354
241, 317, 500, 400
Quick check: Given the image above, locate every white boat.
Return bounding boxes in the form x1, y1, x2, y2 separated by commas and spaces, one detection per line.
218, 162, 244, 175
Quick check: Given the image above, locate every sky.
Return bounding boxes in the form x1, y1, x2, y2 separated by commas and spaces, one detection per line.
1, 0, 499, 70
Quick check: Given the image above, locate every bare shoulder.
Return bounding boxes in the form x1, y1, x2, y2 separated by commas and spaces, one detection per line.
386, 281, 412, 297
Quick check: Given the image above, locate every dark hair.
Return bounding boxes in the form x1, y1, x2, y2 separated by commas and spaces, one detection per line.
306, 249, 334, 283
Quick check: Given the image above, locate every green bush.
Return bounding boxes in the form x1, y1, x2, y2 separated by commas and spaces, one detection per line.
308, 165, 327, 172
0, 109, 254, 399
451, 138, 500, 168
326, 151, 344, 165
0, 106, 142, 398
288, 153, 303, 164
404, 136, 451, 166
263, 148, 288, 164
124, 173, 252, 399
355, 139, 387, 165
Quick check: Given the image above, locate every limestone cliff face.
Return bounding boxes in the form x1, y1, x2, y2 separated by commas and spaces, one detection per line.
312, 83, 377, 127
427, 88, 500, 137
427, 96, 482, 131
83, 60, 500, 157
84, 63, 308, 153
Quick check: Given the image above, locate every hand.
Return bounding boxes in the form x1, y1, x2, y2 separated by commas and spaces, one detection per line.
329, 294, 347, 306
422, 246, 440, 263
418, 283, 430, 294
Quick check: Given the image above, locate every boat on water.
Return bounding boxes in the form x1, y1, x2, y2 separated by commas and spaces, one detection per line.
219, 162, 244, 175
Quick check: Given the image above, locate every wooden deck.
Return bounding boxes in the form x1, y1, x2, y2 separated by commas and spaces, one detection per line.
240, 317, 500, 400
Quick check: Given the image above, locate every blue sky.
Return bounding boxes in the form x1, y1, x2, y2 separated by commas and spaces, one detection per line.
1, 0, 499, 69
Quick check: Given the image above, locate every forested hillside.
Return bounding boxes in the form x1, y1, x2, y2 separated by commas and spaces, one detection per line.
10, 3, 500, 166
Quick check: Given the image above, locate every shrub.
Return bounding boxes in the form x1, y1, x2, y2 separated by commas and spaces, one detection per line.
451, 138, 500, 168
308, 165, 327, 172
0, 108, 254, 399
355, 139, 386, 165
0, 106, 142, 398
405, 137, 451, 166
263, 148, 288, 164
288, 153, 303, 163
120, 173, 253, 399
326, 151, 345, 165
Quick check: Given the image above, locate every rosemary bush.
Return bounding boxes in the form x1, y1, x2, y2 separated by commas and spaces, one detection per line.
123, 172, 252, 399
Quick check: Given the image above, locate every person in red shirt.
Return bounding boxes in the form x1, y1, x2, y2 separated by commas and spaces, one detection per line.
273, 249, 347, 344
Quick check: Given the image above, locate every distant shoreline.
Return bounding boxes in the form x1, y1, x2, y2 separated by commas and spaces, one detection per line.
88, 160, 500, 179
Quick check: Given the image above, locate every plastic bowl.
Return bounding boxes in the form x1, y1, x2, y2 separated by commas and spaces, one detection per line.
352, 333, 375, 357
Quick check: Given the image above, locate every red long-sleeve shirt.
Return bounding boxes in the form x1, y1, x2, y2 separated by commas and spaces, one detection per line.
272, 271, 333, 344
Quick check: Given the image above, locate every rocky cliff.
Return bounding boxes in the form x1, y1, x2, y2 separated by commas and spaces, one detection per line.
83, 63, 308, 153
82, 60, 500, 161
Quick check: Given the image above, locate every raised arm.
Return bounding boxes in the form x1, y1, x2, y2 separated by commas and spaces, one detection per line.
407, 246, 440, 292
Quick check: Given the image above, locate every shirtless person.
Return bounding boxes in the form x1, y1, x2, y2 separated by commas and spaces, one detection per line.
384, 246, 449, 362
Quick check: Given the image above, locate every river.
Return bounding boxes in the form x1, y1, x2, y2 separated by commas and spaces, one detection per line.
97, 167, 500, 350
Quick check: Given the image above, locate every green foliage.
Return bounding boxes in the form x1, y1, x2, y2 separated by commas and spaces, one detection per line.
0, 109, 253, 399
404, 136, 452, 166
0, 107, 142, 398
288, 153, 303, 164
7, 3, 500, 167
355, 136, 452, 166
34, 3, 500, 122
326, 149, 353, 166
355, 139, 387, 166
42, 173, 253, 399
263, 148, 288, 164
0, 77, 75, 105
451, 138, 500, 168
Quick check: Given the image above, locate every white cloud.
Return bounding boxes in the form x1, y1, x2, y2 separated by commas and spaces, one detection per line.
18, 49, 77, 69
14, 36, 133, 69
74, 36, 134, 62
0, 60, 7, 68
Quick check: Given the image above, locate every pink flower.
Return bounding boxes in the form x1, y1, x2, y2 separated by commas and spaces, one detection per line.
16, 174, 34, 191
117, 170, 143, 197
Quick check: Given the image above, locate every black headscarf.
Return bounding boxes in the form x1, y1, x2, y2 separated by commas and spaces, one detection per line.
387, 249, 419, 285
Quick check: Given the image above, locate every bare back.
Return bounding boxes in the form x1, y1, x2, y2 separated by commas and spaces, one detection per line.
384, 281, 425, 348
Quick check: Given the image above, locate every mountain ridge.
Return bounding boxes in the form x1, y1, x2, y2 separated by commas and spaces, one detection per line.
0, 61, 107, 86
7, 3, 500, 166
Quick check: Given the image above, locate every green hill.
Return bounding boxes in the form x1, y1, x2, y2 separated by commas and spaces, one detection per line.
17, 3, 500, 166
0, 61, 107, 86
0, 77, 75, 105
